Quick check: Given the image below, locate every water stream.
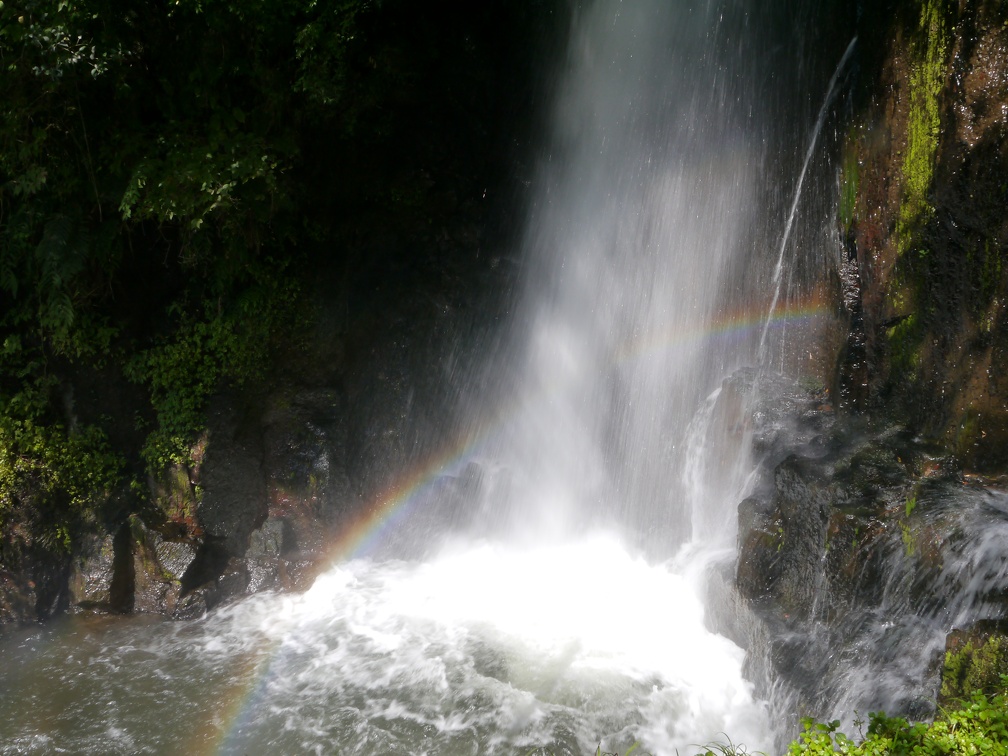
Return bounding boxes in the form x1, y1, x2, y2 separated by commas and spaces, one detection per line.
0, 2, 862, 754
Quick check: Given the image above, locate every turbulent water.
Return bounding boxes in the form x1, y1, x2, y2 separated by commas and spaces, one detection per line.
0, 2, 862, 754
0, 538, 771, 754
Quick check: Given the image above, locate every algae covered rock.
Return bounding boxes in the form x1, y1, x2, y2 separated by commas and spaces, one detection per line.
939, 621, 1008, 708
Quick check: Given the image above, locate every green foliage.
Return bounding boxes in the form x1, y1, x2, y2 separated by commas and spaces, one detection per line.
0, 0, 323, 491
124, 263, 302, 472
0, 394, 122, 560
118, 134, 282, 234
782, 692, 1008, 755
694, 737, 764, 756
294, 0, 376, 113
0, 0, 552, 592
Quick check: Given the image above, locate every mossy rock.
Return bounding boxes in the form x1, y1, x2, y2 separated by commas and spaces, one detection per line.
939, 622, 1008, 708
954, 409, 1008, 473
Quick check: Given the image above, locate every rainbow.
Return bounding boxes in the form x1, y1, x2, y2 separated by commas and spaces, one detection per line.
320, 294, 834, 565
201, 295, 834, 754
616, 297, 833, 364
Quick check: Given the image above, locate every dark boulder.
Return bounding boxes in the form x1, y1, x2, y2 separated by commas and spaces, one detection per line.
67, 534, 117, 611
198, 396, 268, 559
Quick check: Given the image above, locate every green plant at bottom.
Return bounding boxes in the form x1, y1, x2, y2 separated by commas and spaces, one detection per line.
783, 688, 1008, 755
526, 689, 1008, 756
695, 736, 765, 756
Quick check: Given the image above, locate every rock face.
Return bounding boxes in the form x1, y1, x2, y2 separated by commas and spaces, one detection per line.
736, 371, 1008, 724
67, 534, 117, 610
837, 0, 1008, 471
199, 396, 269, 559
727, 0, 1008, 727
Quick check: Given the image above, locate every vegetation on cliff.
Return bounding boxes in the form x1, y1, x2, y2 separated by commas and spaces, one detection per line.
0, 0, 559, 616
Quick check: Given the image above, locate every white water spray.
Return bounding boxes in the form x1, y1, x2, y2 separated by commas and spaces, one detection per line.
478, 0, 768, 554
0, 3, 856, 754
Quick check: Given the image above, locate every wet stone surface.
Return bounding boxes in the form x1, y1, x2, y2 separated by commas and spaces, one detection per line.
735, 370, 1008, 725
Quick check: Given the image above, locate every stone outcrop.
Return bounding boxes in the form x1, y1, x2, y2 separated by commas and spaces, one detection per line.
939, 621, 1008, 707
736, 369, 1008, 723
67, 533, 117, 610
55, 253, 492, 622
836, 0, 1008, 471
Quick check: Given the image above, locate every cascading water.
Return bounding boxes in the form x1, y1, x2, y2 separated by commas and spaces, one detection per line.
465, 0, 768, 552
0, 2, 862, 754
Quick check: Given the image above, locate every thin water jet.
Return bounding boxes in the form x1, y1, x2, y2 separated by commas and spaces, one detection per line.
759, 35, 858, 355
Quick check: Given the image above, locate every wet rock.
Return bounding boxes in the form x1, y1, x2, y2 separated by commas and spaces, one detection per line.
216, 557, 250, 597
128, 516, 199, 616
769, 457, 832, 618
199, 395, 268, 558
244, 517, 297, 593
246, 558, 280, 593
0, 570, 37, 625
736, 521, 781, 602
261, 387, 356, 566
67, 533, 117, 610
247, 517, 288, 559
736, 376, 1008, 724
155, 538, 198, 583
173, 585, 216, 620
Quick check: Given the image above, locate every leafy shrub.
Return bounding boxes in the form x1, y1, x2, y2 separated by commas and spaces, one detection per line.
0, 403, 122, 560
784, 690, 1008, 755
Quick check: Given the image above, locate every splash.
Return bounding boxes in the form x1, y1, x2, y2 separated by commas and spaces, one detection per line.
0, 2, 858, 754
212, 537, 771, 755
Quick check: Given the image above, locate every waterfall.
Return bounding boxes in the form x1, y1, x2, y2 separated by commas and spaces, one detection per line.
0, 3, 861, 754
473, 1, 765, 554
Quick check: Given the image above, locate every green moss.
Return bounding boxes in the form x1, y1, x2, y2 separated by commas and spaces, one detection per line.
955, 411, 981, 459
899, 521, 916, 556
839, 144, 860, 233
887, 313, 923, 383
904, 493, 917, 518
798, 374, 827, 396
898, 0, 948, 251
151, 463, 199, 525
941, 636, 1008, 706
